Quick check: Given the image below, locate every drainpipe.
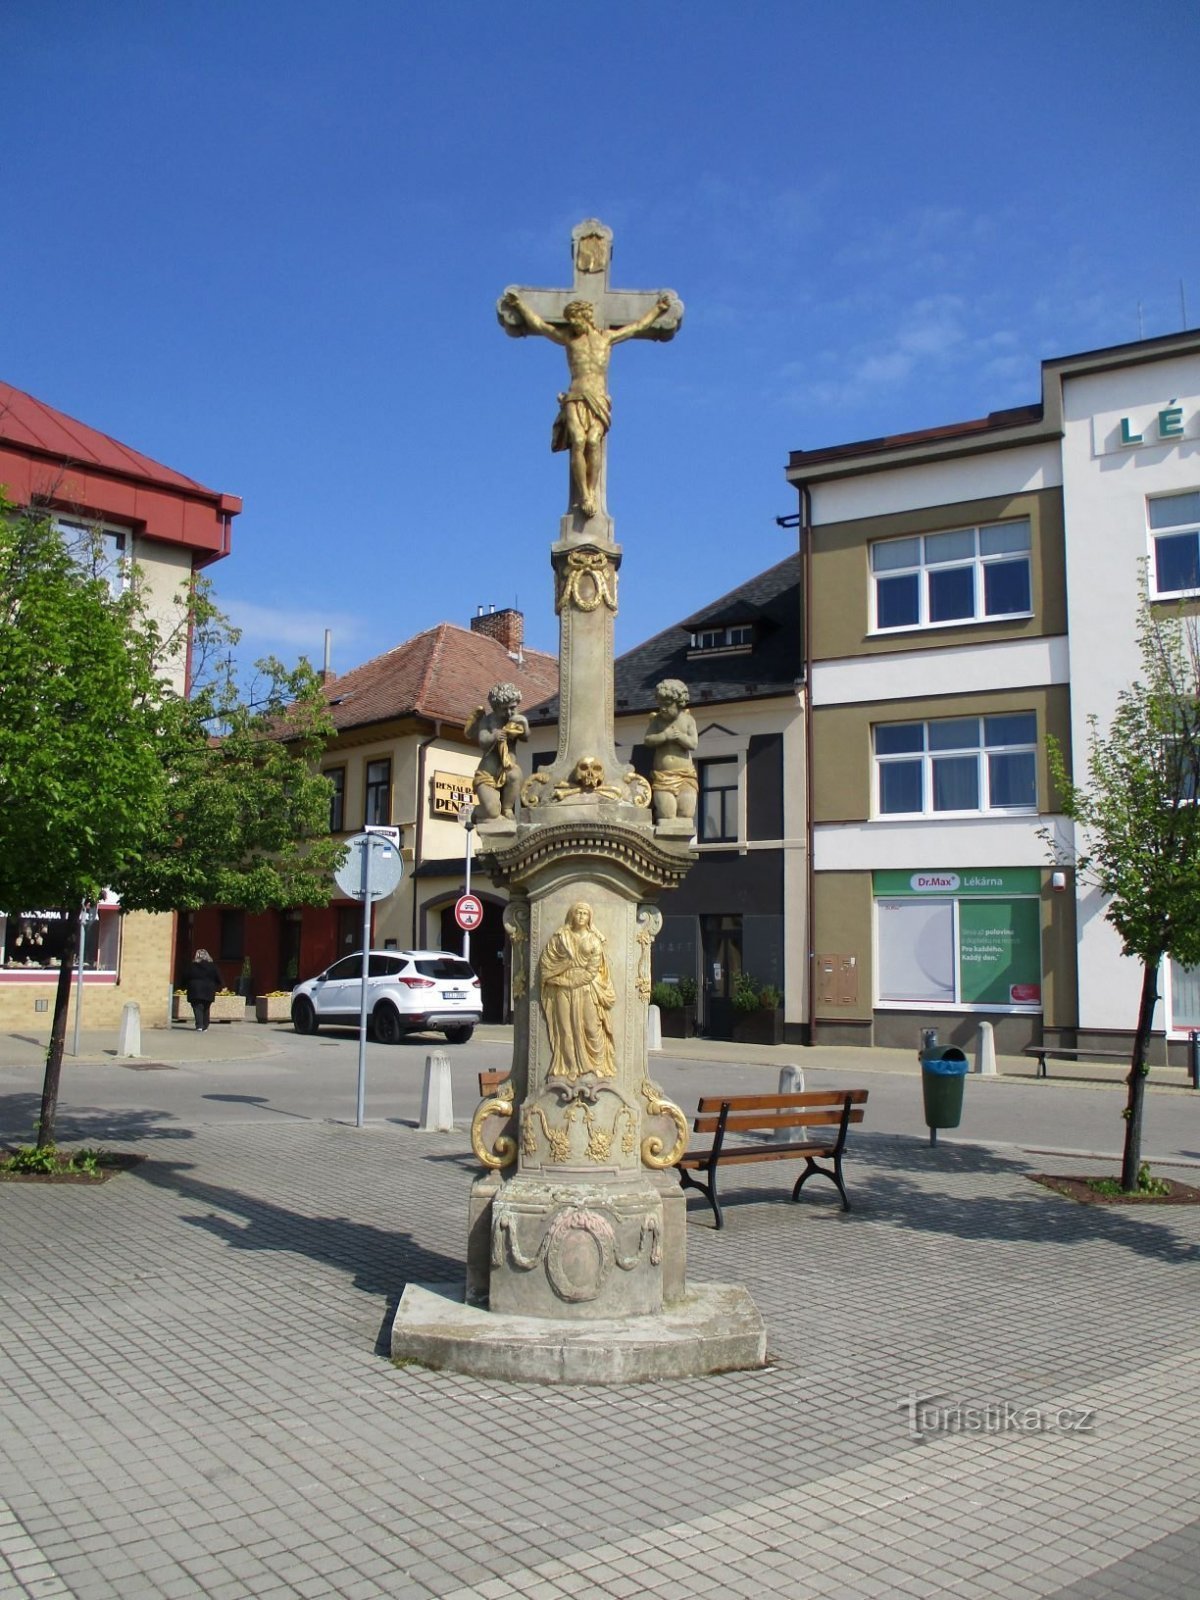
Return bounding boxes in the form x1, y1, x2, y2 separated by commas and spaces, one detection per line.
778, 483, 814, 1044
412, 726, 440, 945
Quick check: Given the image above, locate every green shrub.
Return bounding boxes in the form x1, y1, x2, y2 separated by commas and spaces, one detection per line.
650, 982, 683, 1010
732, 972, 761, 1013
676, 976, 697, 1005
758, 984, 783, 1010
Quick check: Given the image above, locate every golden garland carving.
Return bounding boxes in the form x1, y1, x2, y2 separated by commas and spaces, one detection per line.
503, 902, 530, 1000
635, 905, 663, 1001
556, 549, 618, 615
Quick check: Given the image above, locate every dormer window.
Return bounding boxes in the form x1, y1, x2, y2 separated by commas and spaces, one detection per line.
689, 624, 754, 653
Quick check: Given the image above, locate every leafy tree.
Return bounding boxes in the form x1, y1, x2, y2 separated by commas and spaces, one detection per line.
1046, 598, 1200, 1191
0, 499, 339, 1146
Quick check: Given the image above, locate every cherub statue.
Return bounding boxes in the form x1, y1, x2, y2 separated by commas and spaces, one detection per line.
465, 682, 529, 821
642, 678, 698, 826
499, 290, 673, 518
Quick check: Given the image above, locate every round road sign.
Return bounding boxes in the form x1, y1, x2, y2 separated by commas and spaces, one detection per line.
334, 832, 404, 903
454, 894, 483, 931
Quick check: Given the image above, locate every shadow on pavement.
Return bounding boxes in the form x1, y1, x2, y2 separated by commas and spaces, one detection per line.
0, 1093, 192, 1146
130, 1157, 461, 1309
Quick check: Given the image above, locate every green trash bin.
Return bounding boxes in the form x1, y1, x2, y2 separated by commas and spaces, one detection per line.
920, 1046, 968, 1145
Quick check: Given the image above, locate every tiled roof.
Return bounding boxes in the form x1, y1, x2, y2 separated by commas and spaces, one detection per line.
528, 552, 802, 724
0, 380, 215, 494
323, 623, 558, 735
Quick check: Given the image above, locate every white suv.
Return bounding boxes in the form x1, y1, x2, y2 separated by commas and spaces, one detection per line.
290, 950, 482, 1044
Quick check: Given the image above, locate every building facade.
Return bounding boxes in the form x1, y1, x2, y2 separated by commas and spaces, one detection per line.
527, 555, 807, 1040
0, 379, 241, 1030
787, 328, 1200, 1056
184, 608, 557, 1020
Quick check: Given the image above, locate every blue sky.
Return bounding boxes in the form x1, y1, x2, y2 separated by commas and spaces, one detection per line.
6, 1, 1198, 676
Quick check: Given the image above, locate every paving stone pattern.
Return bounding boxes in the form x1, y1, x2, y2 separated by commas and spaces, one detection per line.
1, 1118, 1198, 1599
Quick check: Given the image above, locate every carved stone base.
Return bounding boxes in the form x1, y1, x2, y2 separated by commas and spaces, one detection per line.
391, 1280, 767, 1385
475, 816, 517, 843
654, 817, 696, 841
489, 1176, 664, 1321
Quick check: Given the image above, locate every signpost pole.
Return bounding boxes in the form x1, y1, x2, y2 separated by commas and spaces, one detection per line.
356, 840, 372, 1128
462, 808, 475, 964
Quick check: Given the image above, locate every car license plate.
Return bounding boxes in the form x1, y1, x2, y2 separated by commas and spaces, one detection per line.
442, 988, 466, 1000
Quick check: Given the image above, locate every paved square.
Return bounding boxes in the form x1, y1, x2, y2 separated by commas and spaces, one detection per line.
2, 1047, 1198, 1598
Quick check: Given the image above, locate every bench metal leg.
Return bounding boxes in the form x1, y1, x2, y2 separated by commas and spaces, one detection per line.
792, 1156, 851, 1212
678, 1166, 723, 1230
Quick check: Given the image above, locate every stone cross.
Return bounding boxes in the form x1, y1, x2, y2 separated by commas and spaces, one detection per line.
497, 219, 683, 524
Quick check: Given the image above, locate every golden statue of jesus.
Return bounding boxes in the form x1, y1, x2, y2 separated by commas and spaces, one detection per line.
500, 291, 672, 519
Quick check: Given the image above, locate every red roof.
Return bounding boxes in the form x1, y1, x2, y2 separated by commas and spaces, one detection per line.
0, 379, 241, 562
323, 623, 558, 734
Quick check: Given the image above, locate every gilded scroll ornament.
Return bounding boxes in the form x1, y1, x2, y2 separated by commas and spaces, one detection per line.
470, 1087, 517, 1170
540, 902, 616, 1080
635, 906, 663, 1002
625, 769, 652, 809
520, 769, 551, 808
639, 1076, 689, 1169
556, 548, 619, 614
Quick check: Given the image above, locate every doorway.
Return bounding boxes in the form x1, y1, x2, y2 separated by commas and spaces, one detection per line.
700, 912, 743, 1039
439, 898, 508, 1022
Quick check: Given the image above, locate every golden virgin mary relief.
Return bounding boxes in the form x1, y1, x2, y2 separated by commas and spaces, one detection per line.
538, 902, 616, 1079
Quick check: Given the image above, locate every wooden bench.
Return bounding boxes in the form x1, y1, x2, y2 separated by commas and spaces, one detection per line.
1023, 1045, 1129, 1079
678, 1090, 868, 1230
478, 1069, 511, 1098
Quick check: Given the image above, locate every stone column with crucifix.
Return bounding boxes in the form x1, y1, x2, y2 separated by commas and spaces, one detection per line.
390, 221, 765, 1383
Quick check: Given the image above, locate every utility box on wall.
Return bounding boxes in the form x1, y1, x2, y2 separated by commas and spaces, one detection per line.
816, 953, 858, 1007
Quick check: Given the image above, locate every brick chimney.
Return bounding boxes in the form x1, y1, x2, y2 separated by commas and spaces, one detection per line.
470, 605, 524, 656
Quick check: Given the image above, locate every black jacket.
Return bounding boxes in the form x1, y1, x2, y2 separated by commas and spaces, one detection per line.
184, 959, 222, 1004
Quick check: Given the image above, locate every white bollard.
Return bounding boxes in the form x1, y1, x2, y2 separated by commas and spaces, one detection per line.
117, 1001, 142, 1059
647, 1004, 663, 1053
777, 1063, 805, 1142
976, 1020, 997, 1076
418, 1050, 455, 1131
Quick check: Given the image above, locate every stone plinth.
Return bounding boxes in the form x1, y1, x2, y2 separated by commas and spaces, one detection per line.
392, 1281, 766, 1385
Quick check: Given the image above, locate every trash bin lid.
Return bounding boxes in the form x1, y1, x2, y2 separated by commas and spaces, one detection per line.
922, 1048, 969, 1075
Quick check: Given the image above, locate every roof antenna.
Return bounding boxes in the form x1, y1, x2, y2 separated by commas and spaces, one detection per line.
1182, 279, 1190, 331
1137, 301, 1145, 339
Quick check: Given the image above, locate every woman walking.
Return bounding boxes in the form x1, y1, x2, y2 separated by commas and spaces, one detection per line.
183, 948, 222, 1032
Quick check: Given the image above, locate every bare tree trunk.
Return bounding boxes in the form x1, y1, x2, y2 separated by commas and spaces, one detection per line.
37, 911, 80, 1149
1121, 958, 1159, 1191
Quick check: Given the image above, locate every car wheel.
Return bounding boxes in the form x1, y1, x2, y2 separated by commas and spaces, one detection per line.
443, 1024, 474, 1045
291, 996, 318, 1034
373, 1002, 404, 1045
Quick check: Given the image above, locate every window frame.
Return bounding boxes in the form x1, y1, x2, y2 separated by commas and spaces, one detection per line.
869, 517, 1033, 634
874, 713, 1039, 819
325, 765, 346, 833
1148, 491, 1200, 600
698, 756, 739, 843
363, 757, 392, 827
54, 514, 131, 597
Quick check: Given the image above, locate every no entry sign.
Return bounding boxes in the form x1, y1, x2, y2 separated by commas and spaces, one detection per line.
454, 894, 483, 931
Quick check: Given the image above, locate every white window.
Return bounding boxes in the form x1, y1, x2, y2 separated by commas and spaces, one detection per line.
1149, 491, 1200, 598
1168, 959, 1200, 1032
689, 624, 754, 651
55, 515, 129, 596
871, 518, 1031, 631
877, 898, 955, 1002
875, 713, 1037, 817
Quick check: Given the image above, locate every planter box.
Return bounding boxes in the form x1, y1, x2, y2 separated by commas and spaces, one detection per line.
731, 1007, 785, 1046
173, 993, 245, 1023
659, 1005, 696, 1039
255, 995, 292, 1024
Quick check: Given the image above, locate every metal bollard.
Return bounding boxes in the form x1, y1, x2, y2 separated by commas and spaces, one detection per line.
1190, 1030, 1200, 1091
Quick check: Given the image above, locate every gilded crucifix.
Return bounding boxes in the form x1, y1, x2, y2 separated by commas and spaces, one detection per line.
498, 219, 683, 522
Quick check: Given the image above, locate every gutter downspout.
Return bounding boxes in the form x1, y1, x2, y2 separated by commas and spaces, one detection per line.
412, 726, 440, 946
799, 483, 815, 1046
778, 485, 815, 1045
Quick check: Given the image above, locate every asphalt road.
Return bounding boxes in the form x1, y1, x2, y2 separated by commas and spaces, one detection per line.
3, 1023, 1199, 1169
